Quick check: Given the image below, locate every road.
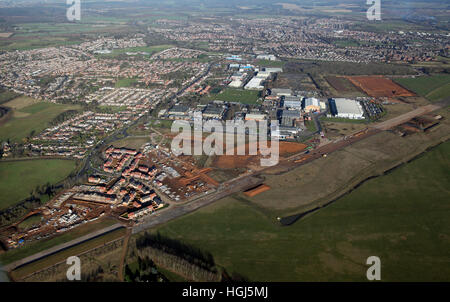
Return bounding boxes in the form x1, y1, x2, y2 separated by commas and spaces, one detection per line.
3, 223, 124, 272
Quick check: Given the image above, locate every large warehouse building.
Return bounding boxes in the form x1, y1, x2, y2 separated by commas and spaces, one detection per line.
328, 98, 365, 120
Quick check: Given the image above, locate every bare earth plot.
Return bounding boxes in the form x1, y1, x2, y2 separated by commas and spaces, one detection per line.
241, 113, 450, 216
244, 148, 372, 212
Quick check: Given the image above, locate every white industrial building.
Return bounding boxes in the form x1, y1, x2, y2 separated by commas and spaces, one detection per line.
264, 67, 283, 73
257, 54, 277, 61
332, 98, 365, 120
244, 77, 265, 90
228, 80, 243, 88
245, 113, 267, 121
255, 71, 271, 79
304, 97, 321, 112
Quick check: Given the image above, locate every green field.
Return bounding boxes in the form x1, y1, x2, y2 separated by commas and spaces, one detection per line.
0, 101, 80, 142
18, 214, 43, 230
0, 36, 83, 51
152, 141, 450, 281
394, 75, 450, 102
115, 78, 139, 88
0, 90, 20, 105
207, 88, 260, 104
256, 59, 285, 68
427, 83, 450, 102
112, 137, 151, 150
0, 159, 77, 210
304, 120, 318, 132
149, 119, 173, 129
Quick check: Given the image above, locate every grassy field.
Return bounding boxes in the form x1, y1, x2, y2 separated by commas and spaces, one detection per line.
0, 101, 80, 142
2, 96, 40, 110
149, 119, 173, 129
427, 83, 450, 102
394, 75, 450, 102
0, 218, 118, 265
115, 78, 139, 88
10, 228, 126, 280
256, 59, 285, 68
18, 214, 43, 230
0, 159, 77, 210
151, 141, 450, 281
207, 88, 260, 104
304, 120, 317, 132
0, 90, 20, 105
112, 137, 151, 150
0, 37, 83, 51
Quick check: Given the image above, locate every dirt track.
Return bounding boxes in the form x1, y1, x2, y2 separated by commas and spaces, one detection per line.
372, 104, 441, 130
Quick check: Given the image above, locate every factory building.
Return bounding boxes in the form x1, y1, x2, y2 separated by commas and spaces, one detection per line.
263, 67, 283, 73
168, 104, 190, 119
283, 96, 303, 110
271, 88, 292, 97
281, 109, 301, 127
271, 126, 299, 140
303, 97, 321, 112
256, 54, 277, 61
202, 103, 227, 120
245, 112, 268, 121
328, 98, 365, 119
244, 77, 265, 90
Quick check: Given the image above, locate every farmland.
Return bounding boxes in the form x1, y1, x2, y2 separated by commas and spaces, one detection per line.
0, 101, 80, 142
346, 76, 416, 98
325, 76, 363, 96
394, 75, 450, 102
152, 141, 450, 281
0, 159, 77, 210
